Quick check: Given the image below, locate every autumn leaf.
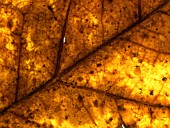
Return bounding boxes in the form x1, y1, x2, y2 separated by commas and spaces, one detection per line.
0, 0, 170, 127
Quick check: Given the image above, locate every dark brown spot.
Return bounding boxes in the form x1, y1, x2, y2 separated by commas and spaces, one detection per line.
132, 52, 139, 57
107, 0, 113, 3
149, 108, 154, 117
109, 117, 113, 122
142, 33, 149, 38
7, 19, 13, 29
48, 6, 53, 12
104, 55, 109, 60
117, 105, 126, 111
93, 100, 98, 107
165, 92, 169, 96
165, 60, 168, 63
128, 45, 131, 48
77, 95, 83, 102
97, 63, 102, 67
28, 113, 34, 118
136, 65, 140, 69
138, 59, 143, 63
25, 120, 31, 123
106, 117, 113, 124
65, 115, 69, 120
89, 70, 94, 74
53, 87, 57, 91
79, 25, 84, 33
77, 77, 83, 81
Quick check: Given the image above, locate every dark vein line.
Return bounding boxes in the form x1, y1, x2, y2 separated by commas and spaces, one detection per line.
14, 14, 25, 102
119, 38, 170, 55
59, 0, 170, 77
83, 105, 98, 127
13, 1, 34, 102
148, 107, 153, 124
138, 0, 142, 20
114, 100, 127, 128
139, 25, 165, 36
57, 80, 170, 109
54, 0, 72, 76
101, 0, 104, 41
158, 10, 170, 16
0, 77, 55, 115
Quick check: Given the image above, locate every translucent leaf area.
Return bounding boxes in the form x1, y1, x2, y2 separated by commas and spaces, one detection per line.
0, 0, 170, 128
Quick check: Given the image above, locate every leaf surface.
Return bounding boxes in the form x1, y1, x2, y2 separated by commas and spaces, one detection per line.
0, 0, 170, 127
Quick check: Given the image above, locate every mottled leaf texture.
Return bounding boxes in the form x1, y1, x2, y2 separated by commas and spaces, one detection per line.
0, 0, 170, 128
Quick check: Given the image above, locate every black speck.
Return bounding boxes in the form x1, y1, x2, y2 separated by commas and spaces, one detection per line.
89, 70, 94, 74
165, 60, 168, 63
162, 77, 167, 81
48, 6, 53, 12
109, 117, 113, 122
65, 115, 69, 120
150, 90, 153, 95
